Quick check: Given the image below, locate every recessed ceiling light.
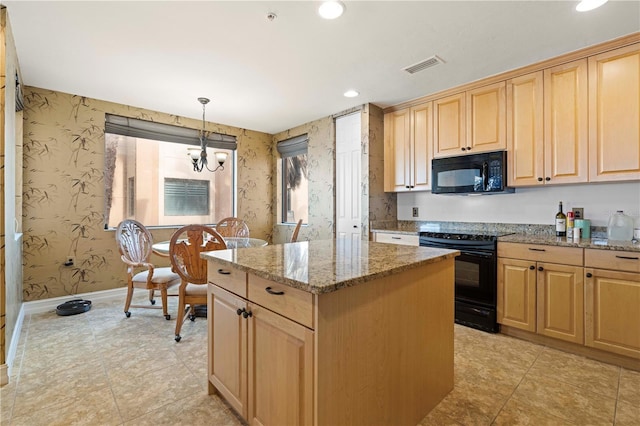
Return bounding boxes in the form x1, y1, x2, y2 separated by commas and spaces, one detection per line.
343, 90, 359, 98
576, 0, 608, 12
319, 1, 345, 19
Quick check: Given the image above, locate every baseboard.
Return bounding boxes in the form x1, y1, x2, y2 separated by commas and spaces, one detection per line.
3, 287, 128, 385
22, 287, 127, 314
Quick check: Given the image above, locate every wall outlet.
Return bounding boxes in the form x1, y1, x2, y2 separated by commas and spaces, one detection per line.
572, 208, 584, 219
412, 207, 419, 217
64, 257, 74, 267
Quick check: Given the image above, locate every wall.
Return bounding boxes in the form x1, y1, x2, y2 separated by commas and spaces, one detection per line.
1, 7, 23, 384
22, 86, 272, 301
398, 181, 640, 227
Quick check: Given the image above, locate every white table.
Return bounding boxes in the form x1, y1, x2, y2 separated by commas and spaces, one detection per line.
152, 237, 268, 255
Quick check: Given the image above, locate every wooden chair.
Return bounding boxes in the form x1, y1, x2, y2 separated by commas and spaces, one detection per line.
290, 219, 303, 242
115, 219, 180, 320
216, 217, 250, 238
169, 225, 227, 342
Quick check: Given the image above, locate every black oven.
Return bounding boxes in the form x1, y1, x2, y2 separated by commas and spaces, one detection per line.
419, 231, 502, 333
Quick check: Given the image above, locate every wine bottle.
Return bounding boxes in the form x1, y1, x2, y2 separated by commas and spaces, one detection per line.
555, 201, 567, 237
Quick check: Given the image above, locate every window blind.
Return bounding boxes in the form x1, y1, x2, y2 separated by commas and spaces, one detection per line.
277, 134, 308, 158
105, 114, 237, 150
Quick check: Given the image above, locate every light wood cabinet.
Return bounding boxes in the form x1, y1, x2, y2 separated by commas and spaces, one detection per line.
507, 71, 545, 186
383, 102, 432, 192
585, 248, 640, 359
497, 242, 584, 344
588, 43, 640, 182
434, 83, 506, 158
373, 232, 419, 246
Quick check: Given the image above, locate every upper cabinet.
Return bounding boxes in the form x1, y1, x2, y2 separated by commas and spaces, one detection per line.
433, 82, 506, 158
588, 44, 640, 182
383, 102, 432, 192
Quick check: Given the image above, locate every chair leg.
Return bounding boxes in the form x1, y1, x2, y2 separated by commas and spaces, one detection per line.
148, 289, 156, 305
161, 287, 170, 320
124, 283, 134, 318
175, 300, 187, 342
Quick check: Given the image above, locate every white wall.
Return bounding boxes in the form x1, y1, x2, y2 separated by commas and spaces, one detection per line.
398, 181, 640, 227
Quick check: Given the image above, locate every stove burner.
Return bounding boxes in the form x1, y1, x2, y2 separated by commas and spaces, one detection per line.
419, 231, 510, 241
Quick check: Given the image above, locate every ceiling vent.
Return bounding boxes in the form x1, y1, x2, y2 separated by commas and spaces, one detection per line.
403, 55, 444, 74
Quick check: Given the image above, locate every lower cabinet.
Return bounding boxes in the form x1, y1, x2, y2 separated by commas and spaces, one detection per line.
584, 249, 640, 360
497, 242, 584, 344
208, 272, 314, 425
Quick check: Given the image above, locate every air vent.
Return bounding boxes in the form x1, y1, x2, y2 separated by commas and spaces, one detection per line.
403, 55, 444, 74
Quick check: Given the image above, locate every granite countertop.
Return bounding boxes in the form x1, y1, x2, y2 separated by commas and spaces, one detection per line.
201, 239, 459, 294
498, 234, 640, 252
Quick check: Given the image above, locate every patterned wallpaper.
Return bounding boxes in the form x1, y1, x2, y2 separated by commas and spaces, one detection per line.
22, 87, 272, 301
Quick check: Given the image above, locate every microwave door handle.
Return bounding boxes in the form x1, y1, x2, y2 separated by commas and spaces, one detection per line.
482, 162, 489, 191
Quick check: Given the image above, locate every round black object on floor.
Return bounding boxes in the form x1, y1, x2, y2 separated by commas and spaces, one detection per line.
56, 299, 92, 316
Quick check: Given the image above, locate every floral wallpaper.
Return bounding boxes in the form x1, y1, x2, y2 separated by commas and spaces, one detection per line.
22, 86, 272, 301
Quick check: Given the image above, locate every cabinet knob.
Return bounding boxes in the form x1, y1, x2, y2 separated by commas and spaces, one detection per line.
236, 308, 245, 316
529, 265, 535, 270
405, 185, 410, 189
538, 266, 544, 271
545, 177, 551, 181
466, 147, 471, 150
461, 147, 466, 151
242, 310, 253, 318
586, 272, 593, 278
537, 177, 543, 182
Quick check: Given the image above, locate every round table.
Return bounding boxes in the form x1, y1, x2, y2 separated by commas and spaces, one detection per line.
152, 237, 268, 255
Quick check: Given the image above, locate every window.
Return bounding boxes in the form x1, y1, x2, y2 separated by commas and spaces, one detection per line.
164, 178, 209, 216
277, 135, 308, 224
104, 114, 236, 228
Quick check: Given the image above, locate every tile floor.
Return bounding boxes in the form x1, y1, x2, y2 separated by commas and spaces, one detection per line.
1, 293, 639, 426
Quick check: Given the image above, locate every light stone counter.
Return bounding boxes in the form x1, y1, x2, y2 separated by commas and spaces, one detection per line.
498, 234, 640, 253
201, 238, 459, 294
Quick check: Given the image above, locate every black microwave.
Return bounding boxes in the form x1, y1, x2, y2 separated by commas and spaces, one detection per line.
431, 151, 513, 195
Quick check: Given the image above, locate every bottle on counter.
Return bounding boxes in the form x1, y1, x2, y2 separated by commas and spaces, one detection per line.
567, 211, 574, 236
555, 201, 567, 237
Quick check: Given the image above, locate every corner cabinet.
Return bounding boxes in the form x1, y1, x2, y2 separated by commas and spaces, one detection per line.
588, 43, 640, 182
434, 82, 506, 158
383, 102, 432, 192
584, 249, 640, 359
497, 242, 584, 344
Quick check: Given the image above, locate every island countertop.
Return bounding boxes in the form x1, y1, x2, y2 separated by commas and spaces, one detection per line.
201, 238, 459, 294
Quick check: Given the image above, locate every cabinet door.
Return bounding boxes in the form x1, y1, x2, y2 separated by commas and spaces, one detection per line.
543, 59, 588, 184
410, 102, 433, 190
247, 304, 314, 426
383, 109, 411, 192
466, 81, 506, 153
585, 268, 640, 359
507, 71, 545, 187
536, 262, 584, 344
588, 44, 640, 182
434, 92, 466, 157
497, 257, 537, 332
208, 284, 248, 419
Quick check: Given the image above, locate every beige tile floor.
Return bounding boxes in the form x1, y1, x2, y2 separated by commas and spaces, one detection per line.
1, 293, 639, 426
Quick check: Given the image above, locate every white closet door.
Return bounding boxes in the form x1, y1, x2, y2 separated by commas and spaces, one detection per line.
336, 113, 362, 242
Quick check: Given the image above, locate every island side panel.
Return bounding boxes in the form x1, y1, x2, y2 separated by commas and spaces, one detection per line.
314, 258, 455, 426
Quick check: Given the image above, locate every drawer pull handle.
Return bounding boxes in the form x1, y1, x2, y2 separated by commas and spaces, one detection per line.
528, 248, 546, 252
242, 310, 253, 319
615, 255, 639, 260
392, 237, 401, 240
218, 269, 231, 275
265, 286, 285, 295
586, 273, 593, 278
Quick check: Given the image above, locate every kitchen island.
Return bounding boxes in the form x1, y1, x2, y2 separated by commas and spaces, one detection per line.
202, 238, 459, 426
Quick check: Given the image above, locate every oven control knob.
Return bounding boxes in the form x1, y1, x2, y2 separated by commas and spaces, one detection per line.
529, 265, 535, 270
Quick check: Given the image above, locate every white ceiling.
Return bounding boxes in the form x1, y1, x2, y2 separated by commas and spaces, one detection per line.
3, 1, 639, 134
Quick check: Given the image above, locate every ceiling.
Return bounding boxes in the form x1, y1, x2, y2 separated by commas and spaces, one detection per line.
3, 1, 639, 134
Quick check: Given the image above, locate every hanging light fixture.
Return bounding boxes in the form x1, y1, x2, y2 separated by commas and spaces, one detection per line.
188, 97, 228, 172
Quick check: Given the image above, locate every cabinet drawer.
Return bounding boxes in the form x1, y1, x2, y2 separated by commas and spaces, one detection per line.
248, 274, 314, 329
208, 260, 247, 298
585, 249, 640, 273
498, 242, 583, 266
374, 233, 419, 246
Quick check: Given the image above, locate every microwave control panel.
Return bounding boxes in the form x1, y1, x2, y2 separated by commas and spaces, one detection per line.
487, 160, 503, 190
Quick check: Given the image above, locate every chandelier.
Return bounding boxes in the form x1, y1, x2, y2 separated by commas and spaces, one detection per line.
188, 97, 228, 172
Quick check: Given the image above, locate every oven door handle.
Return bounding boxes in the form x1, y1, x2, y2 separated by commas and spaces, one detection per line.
459, 249, 494, 259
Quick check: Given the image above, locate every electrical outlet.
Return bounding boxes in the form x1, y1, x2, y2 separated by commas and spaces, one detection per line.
64, 257, 75, 267
412, 207, 419, 217
572, 208, 584, 220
